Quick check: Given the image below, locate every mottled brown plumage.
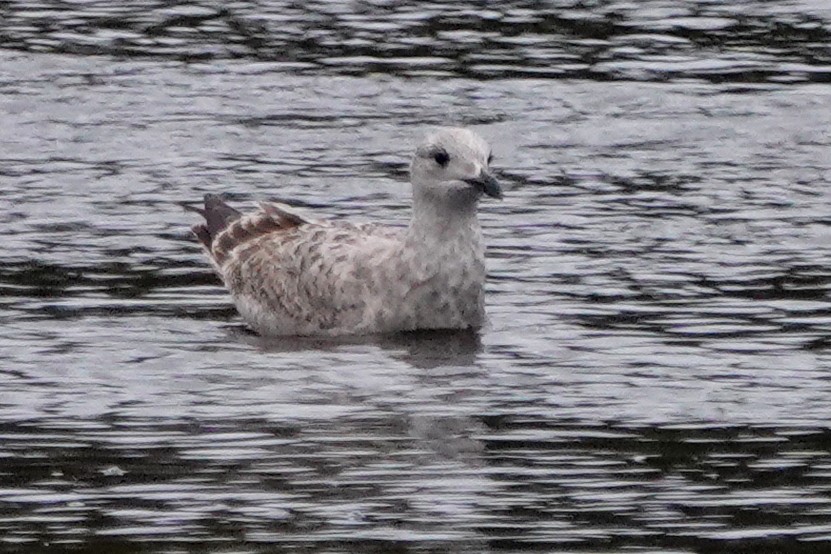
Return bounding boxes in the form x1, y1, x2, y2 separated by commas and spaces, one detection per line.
188, 128, 501, 336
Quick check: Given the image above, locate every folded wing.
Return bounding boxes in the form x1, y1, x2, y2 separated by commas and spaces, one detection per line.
187, 194, 404, 334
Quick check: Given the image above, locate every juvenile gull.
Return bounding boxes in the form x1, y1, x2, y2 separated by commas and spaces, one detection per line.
187, 127, 502, 336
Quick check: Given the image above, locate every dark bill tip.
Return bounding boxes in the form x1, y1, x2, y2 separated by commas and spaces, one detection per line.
464, 171, 503, 199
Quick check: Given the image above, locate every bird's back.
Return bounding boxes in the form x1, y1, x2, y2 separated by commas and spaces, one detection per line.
191, 195, 417, 335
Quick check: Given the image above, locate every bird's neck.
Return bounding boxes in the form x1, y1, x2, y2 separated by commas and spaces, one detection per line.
405, 187, 481, 249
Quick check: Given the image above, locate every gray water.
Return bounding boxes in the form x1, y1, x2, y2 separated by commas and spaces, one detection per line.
2, 1, 831, 552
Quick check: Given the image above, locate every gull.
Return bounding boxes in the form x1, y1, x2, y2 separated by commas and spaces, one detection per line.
187, 127, 502, 336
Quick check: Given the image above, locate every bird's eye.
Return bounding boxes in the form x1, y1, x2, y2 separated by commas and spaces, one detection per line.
433, 150, 450, 167
487, 153, 494, 165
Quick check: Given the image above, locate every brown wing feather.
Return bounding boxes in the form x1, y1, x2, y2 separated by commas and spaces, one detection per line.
212, 212, 288, 266
187, 194, 316, 271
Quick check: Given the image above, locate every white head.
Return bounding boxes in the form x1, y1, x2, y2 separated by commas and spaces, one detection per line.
409, 128, 502, 205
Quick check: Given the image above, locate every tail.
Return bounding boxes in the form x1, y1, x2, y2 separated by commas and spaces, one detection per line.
185, 193, 315, 269
183, 194, 242, 249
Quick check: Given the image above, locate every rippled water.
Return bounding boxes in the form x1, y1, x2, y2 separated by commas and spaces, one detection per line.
2, 0, 831, 552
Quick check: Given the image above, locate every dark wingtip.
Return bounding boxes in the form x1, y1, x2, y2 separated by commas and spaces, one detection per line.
191, 223, 211, 249
185, 193, 242, 248
182, 203, 206, 217
203, 193, 226, 209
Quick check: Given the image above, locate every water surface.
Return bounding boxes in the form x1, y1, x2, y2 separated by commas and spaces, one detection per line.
2, 1, 831, 552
